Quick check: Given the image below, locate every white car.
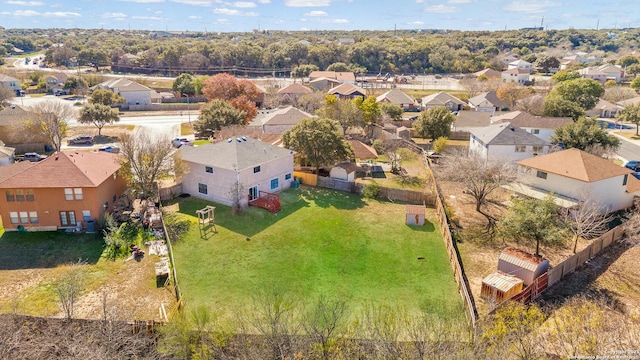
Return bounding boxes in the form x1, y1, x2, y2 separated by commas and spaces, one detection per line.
171, 138, 192, 148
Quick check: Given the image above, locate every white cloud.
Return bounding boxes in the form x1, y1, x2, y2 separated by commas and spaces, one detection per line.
448, 0, 472, 3
13, 10, 40, 16
231, 1, 256, 7
408, 21, 425, 25
6, 1, 44, 6
188, 15, 202, 19
44, 11, 81, 18
284, 0, 331, 7
131, 15, 164, 20
213, 7, 258, 15
117, 0, 164, 3
102, 12, 128, 18
319, 18, 348, 24
171, 0, 213, 5
424, 5, 457, 13
415, 0, 424, 3
504, 1, 560, 14
304, 10, 327, 16
257, 0, 270, 3
216, 18, 229, 24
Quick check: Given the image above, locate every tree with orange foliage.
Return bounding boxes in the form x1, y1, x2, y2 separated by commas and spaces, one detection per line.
202, 73, 260, 124
496, 82, 532, 110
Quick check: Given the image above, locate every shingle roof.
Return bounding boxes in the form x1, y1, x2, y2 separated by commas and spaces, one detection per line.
328, 83, 365, 97
499, 248, 545, 272
421, 91, 465, 106
0, 74, 19, 82
92, 78, 151, 92
309, 71, 355, 82
627, 176, 640, 194
473, 68, 501, 78
0, 151, 122, 188
491, 111, 572, 129
0, 146, 15, 158
278, 83, 312, 95
347, 140, 378, 159
470, 122, 548, 146
617, 96, 640, 107
179, 137, 293, 171
254, 106, 313, 126
376, 89, 416, 105
468, 91, 508, 109
517, 148, 633, 183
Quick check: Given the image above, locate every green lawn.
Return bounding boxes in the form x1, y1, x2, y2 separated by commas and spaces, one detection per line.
170, 187, 465, 325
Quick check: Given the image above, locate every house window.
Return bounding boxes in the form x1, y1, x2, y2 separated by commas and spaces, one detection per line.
285, 173, 292, 180
82, 210, 91, 221
60, 211, 76, 226
25, 189, 34, 201
19, 211, 28, 224
253, 166, 261, 173
9, 212, 18, 224
205, 166, 213, 174
64, 188, 73, 200
5, 190, 15, 202
515, 145, 526, 153
74, 188, 83, 200
270, 178, 279, 190
623, 174, 628, 186
15, 189, 25, 202
536, 171, 548, 179
198, 183, 208, 195
532, 146, 543, 154
29, 211, 38, 224
532, 129, 540, 134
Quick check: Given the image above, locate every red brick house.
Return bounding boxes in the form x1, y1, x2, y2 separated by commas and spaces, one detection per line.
0, 151, 128, 231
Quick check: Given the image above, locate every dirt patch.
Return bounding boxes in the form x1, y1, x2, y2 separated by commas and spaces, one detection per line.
433, 176, 591, 315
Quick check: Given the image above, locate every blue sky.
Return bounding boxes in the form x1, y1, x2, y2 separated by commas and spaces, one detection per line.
0, 0, 637, 32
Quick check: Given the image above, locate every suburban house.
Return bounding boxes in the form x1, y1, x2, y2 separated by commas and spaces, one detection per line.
577, 64, 625, 84
376, 89, 418, 111
249, 106, 313, 134
473, 68, 502, 80
559, 52, 603, 70
468, 122, 550, 162
91, 78, 154, 106
309, 71, 356, 85
118, 53, 140, 66
0, 73, 22, 95
327, 83, 366, 100
468, 91, 509, 112
44, 72, 70, 92
179, 137, 294, 208
309, 77, 341, 91
421, 91, 465, 111
500, 53, 521, 66
516, 148, 640, 213
278, 83, 313, 103
501, 68, 530, 84
616, 96, 640, 109
587, 98, 619, 118
0, 104, 50, 150
0, 151, 128, 231
490, 111, 572, 142
507, 59, 532, 72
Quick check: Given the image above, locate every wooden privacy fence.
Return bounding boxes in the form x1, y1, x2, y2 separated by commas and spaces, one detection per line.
547, 225, 625, 288
317, 176, 354, 192
158, 183, 183, 201
510, 272, 548, 304
293, 171, 318, 186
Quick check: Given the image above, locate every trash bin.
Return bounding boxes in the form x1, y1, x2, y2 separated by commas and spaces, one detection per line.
86, 220, 96, 234
297, 177, 302, 185
291, 180, 299, 189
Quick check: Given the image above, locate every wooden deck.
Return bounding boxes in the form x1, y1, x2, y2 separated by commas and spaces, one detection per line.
248, 191, 281, 213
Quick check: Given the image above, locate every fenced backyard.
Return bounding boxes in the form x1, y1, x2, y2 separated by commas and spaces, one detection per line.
166, 187, 467, 328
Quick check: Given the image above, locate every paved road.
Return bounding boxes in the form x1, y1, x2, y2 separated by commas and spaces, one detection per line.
615, 136, 640, 163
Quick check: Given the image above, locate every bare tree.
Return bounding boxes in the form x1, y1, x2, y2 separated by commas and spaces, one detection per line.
26, 100, 75, 151
303, 295, 348, 360
563, 193, 613, 253
514, 94, 546, 116
459, 77, 484, 98
439, 151, 517, 222
0, 84, 15, 107
119, 132, 183, 200
603, 85, 637, 103
55, 260, 87, 320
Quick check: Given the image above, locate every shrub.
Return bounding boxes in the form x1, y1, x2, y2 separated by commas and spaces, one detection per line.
372, 139, 384, 154
396, 147, 418, 162
432, 136, 448, 154
163, 212, 191, 242
361, 181, 380, 198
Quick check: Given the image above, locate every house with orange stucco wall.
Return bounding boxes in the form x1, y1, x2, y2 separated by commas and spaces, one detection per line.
0, 151, 128, 231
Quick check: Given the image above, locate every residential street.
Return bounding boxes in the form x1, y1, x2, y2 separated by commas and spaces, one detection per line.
613, 132, 640, 163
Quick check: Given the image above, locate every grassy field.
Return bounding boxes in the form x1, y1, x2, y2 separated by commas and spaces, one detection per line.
169, 187, 465, 325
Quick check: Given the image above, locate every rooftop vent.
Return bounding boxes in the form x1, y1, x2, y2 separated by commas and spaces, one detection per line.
242, 136, 247, 141
227, 138, 232, 143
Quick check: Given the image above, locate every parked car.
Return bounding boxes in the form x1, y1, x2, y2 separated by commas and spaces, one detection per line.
172, 137, 192, 148
633, 172, 640, 180
98, 145, 120, 153
16, 152, 47, 162
67, 135, 94, 145
625, 160, 639, 171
